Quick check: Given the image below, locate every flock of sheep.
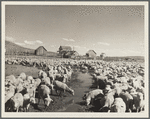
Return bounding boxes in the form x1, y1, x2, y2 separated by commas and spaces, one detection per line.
5, 57, 145, 113
82, 61, 145, 112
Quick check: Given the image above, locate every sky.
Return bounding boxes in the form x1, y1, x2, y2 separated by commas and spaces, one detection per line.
5, 5, 145, 56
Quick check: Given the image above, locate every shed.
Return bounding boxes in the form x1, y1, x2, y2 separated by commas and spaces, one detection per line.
86, 50, 97, 58
35, 46, 47, 56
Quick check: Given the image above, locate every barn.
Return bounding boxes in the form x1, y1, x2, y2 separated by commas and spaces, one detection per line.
86, 50, 97, 59
35, 46, 47, 56
58, 46, 72, 57
59, 46, 72, 52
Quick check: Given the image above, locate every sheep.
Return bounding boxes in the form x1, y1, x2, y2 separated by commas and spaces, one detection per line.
130, 92, 144, 112
38, 70, 44, 79
95, 75, 108, 89
55, 74, 68, 83
41, 77, 54, 90
19, 72, 27, 81
9, 93, 23, 112
119, 92, 133, 112
48, 71, 55, 83
41, 71, 47, 79
99, 91, 115, 112
132, 78, 142, 89
26, 83, 36, 98
34, 78, 41, 89
5, 85, 15, 103
16, 83, 24, 93
136, 86, 145, 98
53, 80, 74, 96
5, 75, 19, 87
38, 85, 53, 108
83, 89, 103, 106
110, 98, 126, 112
27, 76, 35, 84
23, 93, 36, 112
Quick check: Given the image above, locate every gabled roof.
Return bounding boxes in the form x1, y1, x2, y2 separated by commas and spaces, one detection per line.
59, 46, 72, 50
87, 50, 97, 54
36, 46, 47, 51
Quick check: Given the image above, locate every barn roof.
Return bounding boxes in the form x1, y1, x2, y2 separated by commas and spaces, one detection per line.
87, 50, 97, 54
36, 46, 47, 51
59, 46, 72, 50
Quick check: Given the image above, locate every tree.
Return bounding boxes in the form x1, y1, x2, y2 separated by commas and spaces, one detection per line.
100, 53, 106, 60
57, 50, 67, 58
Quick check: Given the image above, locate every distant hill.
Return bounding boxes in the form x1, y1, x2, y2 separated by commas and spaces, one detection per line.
125, 56, 144, 61
5, 40, 35, 55
104, 56, 144, 61
5, 40, 58, 56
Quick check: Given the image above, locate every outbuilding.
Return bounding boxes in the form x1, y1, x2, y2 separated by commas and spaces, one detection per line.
35, 46, 47, 56
86, 50, 97, 59
59, 46, 72, 52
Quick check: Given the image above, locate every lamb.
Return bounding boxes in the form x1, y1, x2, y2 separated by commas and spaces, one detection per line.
38, 85, 53, 108
83, 89, 103, 106
110, 98, 126, 112
53, 80, 74, 96
9, 93, 23, 112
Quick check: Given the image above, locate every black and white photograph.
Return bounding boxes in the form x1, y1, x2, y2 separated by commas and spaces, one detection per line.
1, 1, 149, 118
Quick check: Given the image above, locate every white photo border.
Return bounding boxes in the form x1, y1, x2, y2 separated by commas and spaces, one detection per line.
1, 1, 149, 118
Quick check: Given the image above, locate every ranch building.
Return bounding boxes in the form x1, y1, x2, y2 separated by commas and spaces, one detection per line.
59, 46, 72, 52
35, 46, 47, 56
63, 51, 79, 58
86, 50, 97, 59
58, 46, 72, 57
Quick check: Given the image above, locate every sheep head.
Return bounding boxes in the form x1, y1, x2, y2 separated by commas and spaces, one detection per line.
44, 98, 53, 107
30, 97, 36, 104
